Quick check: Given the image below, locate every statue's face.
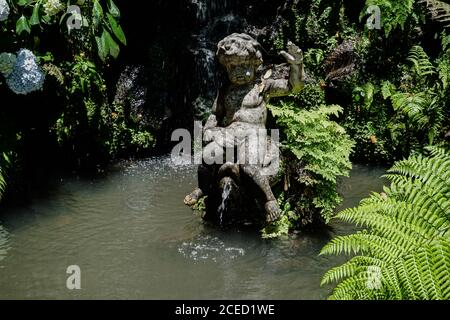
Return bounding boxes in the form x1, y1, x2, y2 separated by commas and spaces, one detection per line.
226, 62, 256, 85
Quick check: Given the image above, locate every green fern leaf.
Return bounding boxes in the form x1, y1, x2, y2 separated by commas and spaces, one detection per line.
419, 0, 450, 27
322, 148, 450, 300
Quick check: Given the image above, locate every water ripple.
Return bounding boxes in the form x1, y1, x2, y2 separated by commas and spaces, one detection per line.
0, 225, 11, 264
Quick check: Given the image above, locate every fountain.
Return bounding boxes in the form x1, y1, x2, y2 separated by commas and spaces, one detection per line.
184, 33, 305, 226
217, 178, 232, 226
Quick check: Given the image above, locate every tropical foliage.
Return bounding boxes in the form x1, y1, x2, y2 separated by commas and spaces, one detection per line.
262, 0, 450, 298
261, 0, 448, 234
262, 102, 354, 236
321, 147, 450, 299
271, 0, 450, 165
0, 0, 155, 202
1, 0, 126, 61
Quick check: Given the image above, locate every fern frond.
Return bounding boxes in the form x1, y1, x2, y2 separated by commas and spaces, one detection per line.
389, 239, 450, 299
437, 56, 450, 89
0, 152, 9, 201
42, 63, 65, 85
322, 256, 387, 285
407, 45, 436, 76
337, 201, 441, 247
320, 232, 405, 260
269, 103, 354, 222
322, 148, 450, 299
419, 0, 450, 27
387, 151, 450, 186
0, 167, 5, 201
391, 92, 432, 129
329, 270, 388, 300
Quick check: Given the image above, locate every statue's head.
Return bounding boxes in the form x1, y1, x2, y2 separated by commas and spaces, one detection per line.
217, 33, 263, 85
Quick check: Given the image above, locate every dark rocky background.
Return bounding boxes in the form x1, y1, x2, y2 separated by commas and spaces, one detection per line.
109, 0, 364, 152
110, 0, 287, 152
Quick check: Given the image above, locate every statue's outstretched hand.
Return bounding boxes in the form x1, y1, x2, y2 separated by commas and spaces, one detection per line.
280, 41, 303, 65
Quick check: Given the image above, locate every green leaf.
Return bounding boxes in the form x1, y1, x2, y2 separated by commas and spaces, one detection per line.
92, 0, 104, 28
85, 61, 96, 69
95, 33, 109, 61
41, 15, 51, 24
80, 78, 86, 93
96, 29, 121, 60
38, 52, 54, 63
363, 83, 375, 109
107, 13, 126, 45
103, 29, 120, 59
16, 16, 31, 35
381, 81, 396, 100
108, 0, 121, 18
30, 2, 41, 26
2, 152, 10, 163
16, 0, 29, 6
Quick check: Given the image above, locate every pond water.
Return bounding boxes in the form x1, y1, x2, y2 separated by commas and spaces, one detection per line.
0, 157, 385, 299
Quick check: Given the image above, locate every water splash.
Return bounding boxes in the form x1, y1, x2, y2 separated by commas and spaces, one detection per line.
113, 65, 147, 111
178, 235, 245, 263
218, 179, 232, 225
190, 0, 231, 23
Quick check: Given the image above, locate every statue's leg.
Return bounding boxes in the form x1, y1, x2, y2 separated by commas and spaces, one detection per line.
236, 131, 281, 222
183, 164, 213, 206
240, 164, 281, 223
184, 141, 223, 206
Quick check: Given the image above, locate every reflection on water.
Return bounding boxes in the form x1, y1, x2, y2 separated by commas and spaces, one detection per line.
0, 158, 385, 299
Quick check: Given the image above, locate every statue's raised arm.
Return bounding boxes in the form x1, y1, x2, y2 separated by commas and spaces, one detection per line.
265, 41, 305, 98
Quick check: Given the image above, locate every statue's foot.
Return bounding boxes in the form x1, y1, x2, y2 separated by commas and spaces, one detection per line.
265, 200, 281, 223
184, 188, 204, 207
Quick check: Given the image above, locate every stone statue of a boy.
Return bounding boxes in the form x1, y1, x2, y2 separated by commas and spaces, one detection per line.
185, 33, 304, 223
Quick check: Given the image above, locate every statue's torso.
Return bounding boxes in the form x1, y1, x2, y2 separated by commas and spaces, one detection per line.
222, 83, 267, 130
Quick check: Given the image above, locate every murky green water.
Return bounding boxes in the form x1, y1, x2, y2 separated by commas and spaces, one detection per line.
0, 157, 385, 299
